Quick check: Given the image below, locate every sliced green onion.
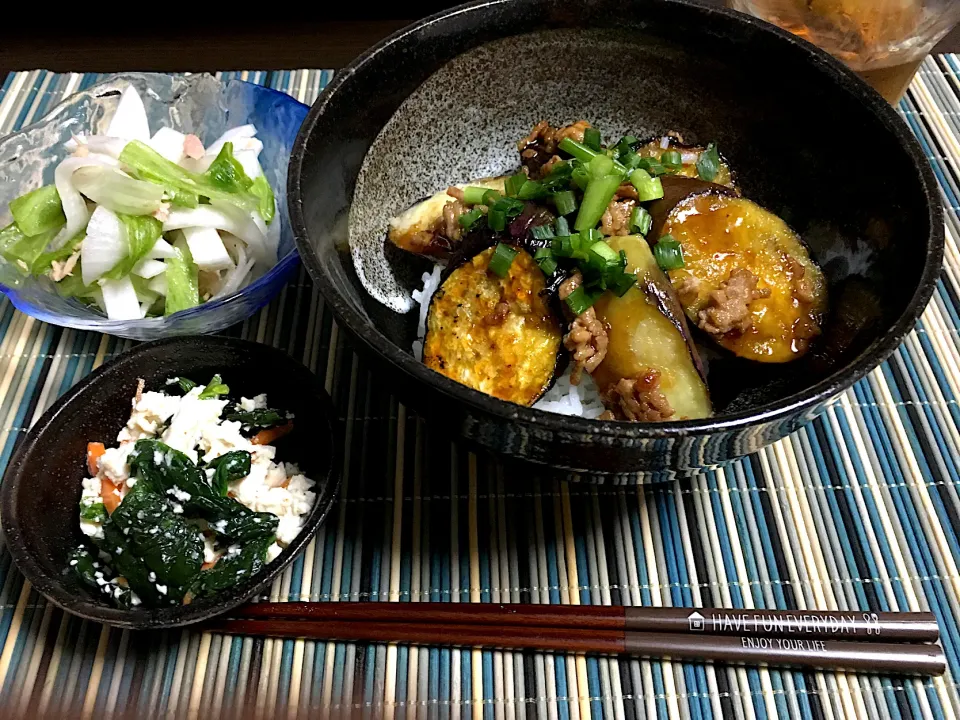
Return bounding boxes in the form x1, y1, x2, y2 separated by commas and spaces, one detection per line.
629, 169, 665, 202
636, 158, 668, 177
554, 216, 570, 236
588, 154, 615, 180
587, 240, 620, 271
696, 142, 721, 182
564, 285, 603, 315
531, 224, 555, 241
574, 174, 622, 232
558, 138, 626, 174
552, 190, 577, 216
583, 127, 602, 152
518, 179, 545, 200
615, 135, 639, 156
661, 149, 683, 168
505, 172, 527, 197
462, 186, 491, 205
458, 207, 485, 231
551, 234, 576, 257
621, 152, 642, 171
611, 272, 637, 297
534, 247, 558, 276
489, 243, 519, 277
571, 163, 590, 191
653, 235, 685, 271
482, 189, 503, 207
630, 206, 653, 236
581, 228, 603, 246
488, 206, 507, 232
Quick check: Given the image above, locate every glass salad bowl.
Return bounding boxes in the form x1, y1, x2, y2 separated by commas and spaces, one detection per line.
0, 73, 308, 340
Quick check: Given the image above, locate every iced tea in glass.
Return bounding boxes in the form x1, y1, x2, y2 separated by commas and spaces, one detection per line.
728, 0, 960, 103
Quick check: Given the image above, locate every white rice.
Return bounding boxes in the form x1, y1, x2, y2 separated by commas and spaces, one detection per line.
411, 263, 606, 418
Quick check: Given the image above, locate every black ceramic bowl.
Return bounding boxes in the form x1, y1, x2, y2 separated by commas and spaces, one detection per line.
288, 0, 943, 474
0, 337, 340, 629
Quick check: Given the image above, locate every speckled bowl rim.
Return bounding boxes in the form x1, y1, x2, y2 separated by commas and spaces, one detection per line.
288, 0, 945, 442
0, 336, 342, 629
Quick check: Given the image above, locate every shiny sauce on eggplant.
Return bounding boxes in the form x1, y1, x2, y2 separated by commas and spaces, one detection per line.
663, 193, 827, 363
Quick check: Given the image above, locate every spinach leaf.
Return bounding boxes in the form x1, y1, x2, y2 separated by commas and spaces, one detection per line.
129, 439, 278, 542
198, 374, 229, 399
214, 511, 279, 544
99, 519, 169, 606
68, 544, 138, 608
191, 534, 275, 598
69, 544, 104, 590
207, 451, 251, 497
110, 482, 204, 596
224, 406, 287, 431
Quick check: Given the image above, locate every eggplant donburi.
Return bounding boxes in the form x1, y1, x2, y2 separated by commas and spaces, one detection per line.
386, 121, 827, 423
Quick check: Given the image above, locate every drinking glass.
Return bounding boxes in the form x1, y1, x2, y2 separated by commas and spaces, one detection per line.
728, 0, 960, 103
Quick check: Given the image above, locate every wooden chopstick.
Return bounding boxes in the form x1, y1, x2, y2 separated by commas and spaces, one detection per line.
206, 618, 947, 676
232, 602, 941, 642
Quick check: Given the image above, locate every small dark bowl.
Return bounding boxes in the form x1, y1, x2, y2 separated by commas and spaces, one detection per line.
0, 337, 340, 629
288, 0, 943, 474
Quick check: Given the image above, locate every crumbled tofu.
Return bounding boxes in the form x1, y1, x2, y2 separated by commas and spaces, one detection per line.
80, 520, 105, 540
266, 543, 283, 562
198, 419, 252, 463
167, 487, 192, 503
81, 476, 102, 503
231, 470, 316, 545
160, 388, 229, 462
239, 394, 268, 412
117, 391, 181, 443
99, 443, 134, 484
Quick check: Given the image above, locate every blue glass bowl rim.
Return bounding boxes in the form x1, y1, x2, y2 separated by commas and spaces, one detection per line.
0, 79, 307, 331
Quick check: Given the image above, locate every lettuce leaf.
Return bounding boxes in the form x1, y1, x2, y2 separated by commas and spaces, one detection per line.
31, 232, 84, 276
104, 214, 162, 280
56, 264, 100, 300
0, 223, 64, 275
120, 140, 257, 213
72, 165, 165, 216
9, 185, 66, 236
205, 142, 253, 194
249, 174, 275, 224
164, 237, 200, 315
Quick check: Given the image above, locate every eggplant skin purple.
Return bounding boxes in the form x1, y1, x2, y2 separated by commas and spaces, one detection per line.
423, 246, 563, 406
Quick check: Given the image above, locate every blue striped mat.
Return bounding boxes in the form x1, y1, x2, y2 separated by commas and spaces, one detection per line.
0, 63, 960, 719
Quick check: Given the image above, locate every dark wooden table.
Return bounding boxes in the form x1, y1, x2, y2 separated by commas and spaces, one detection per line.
1, 5, 958, 81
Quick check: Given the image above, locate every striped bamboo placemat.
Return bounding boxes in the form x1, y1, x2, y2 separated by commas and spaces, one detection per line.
1, 62, 960, 719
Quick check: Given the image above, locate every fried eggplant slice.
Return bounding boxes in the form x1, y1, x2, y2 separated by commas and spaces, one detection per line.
387, 176, 506, 259
659, 192, 828, 363
423, 246, 562, 405
636, 136, 737, 189
592, 236, 712, 421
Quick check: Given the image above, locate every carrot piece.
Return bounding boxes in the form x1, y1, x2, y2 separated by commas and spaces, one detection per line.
251, 421, 294, 446
101, 477, 122, 515
87, 442, 106, 476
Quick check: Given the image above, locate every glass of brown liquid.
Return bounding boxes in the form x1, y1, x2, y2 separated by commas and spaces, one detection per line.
728, 0, 960, 103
